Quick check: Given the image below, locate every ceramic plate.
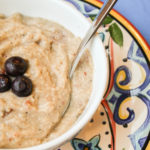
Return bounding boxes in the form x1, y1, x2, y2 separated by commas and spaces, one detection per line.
57, 0, 150, 150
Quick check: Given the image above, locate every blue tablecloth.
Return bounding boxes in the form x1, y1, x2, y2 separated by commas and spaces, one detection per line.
100, 0, 150, 46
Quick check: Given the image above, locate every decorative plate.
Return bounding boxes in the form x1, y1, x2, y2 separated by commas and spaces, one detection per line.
57, 0, 150, 150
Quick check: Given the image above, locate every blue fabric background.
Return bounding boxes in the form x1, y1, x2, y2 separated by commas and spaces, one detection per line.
99, 0, 150, 45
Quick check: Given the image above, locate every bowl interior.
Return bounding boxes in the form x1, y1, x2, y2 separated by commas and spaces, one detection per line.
0, 0, 108, 149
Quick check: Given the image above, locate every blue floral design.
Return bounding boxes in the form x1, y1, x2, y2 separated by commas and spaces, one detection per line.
71, 135, 102, 150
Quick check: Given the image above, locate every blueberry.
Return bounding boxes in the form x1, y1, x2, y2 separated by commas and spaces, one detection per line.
5, 56, 28, 76
0, 74, 11, 92
12, 76, 32, 97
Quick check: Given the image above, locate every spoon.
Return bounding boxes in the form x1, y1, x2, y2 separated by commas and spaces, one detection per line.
63, 0, 118, 116
69, 0, 118, 78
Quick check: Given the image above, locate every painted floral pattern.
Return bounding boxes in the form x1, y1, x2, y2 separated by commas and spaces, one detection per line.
72, 135, 101, 150
57, 0, 150, 150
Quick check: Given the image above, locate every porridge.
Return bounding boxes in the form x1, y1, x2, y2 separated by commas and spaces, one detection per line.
0, 13, 93, 148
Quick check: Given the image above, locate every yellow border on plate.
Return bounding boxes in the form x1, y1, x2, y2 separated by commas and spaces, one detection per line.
84, 0, 150, 62
146, 141, 150, 150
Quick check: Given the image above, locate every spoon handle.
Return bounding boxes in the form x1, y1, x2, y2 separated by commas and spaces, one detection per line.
70, 0, 117, 78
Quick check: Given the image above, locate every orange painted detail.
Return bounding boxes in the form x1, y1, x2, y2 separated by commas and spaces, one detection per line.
84, 147, 89, 150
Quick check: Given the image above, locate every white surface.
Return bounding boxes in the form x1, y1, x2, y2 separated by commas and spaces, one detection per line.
0, 0, 108, 149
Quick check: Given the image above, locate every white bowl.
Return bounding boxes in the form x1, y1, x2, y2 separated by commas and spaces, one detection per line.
0, 0, 108, 149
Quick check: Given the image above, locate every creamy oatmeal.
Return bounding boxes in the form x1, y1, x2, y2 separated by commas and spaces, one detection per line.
0, 13, 93, 148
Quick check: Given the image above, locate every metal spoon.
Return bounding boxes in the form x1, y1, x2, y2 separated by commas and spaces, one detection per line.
69, 0, 118, 78
63, 0, 117, 116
